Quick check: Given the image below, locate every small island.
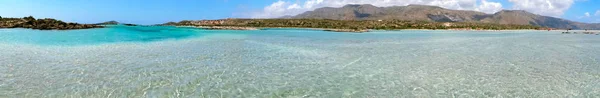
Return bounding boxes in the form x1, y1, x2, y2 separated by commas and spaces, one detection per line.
0, 16, 102, 30
95, 21, 120, 25
95, 21, 139, 26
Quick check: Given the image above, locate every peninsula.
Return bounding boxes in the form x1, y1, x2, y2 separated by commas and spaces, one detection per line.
161, 19, 541, 32
0, 16, 102, 30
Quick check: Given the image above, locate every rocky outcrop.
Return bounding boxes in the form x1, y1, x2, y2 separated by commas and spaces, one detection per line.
1, 16, 102, 30
123, 24, 138, 26
0, 18, 26, 28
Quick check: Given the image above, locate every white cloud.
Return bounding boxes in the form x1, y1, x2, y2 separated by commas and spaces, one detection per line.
595, 10, 600, 16
579, 12, 591, 19
476, 0, 503, 14
252, 0, 504, 18
288, 4, 301, 9
585, 12, 590, 17
508, 0, 574, 17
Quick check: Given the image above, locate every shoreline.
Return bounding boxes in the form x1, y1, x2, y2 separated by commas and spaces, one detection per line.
177, 26, 554, 33
185, 26, 370, 33
6, 24, 596, 34
196, 26, 259, 30
176, 26, 574, 33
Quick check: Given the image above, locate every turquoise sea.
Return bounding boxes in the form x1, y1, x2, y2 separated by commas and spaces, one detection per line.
0, 25, 599, 97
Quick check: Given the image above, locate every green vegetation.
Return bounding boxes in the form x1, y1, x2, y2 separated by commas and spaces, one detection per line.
166, 19, 541, 31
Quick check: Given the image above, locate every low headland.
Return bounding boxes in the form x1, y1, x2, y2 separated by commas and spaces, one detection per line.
161, 19, 544, 33
0, 16, 576, 33
0, 16, 102, 30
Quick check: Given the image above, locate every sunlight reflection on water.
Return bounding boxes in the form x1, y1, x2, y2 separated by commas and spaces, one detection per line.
0, 28, 599, 97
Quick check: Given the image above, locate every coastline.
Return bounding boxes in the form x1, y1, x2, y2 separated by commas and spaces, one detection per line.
4, 24, 591, 34
162, 19, 543, 33
196, 26, 259, 30
181, 26, 370, 33
175, 25, 565, 33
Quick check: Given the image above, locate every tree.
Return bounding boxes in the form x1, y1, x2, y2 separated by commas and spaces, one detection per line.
24, 16, 35, 21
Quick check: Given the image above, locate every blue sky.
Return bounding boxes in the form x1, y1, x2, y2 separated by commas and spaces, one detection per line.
0, 0, 275, 24
1, 0, 599, 24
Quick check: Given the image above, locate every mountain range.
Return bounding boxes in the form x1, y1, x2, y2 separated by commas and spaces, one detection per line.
288, 4, 600, 30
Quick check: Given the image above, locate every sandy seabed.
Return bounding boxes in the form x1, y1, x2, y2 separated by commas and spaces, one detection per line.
1, 30, 599, 97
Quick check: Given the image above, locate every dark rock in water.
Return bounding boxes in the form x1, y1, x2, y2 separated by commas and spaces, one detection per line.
123, 24, 138, 26
1, 16, 103, 30
582, 32, 595, 34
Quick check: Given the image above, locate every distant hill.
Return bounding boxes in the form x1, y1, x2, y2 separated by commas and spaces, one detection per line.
96, 21, 120, 25
95, 21, 139, 26
290, 4, 600, 29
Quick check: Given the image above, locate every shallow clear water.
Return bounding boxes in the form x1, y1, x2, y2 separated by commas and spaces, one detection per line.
0, 25, 201, 46
0, 26, 599, 97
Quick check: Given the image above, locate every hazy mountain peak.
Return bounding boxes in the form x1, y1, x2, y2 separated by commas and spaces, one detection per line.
343, 4, 376, 8
495, 10, 533, 15
407, 4, 441, 7
498, 10, 528, 12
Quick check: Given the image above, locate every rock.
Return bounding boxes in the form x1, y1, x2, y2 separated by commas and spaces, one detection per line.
123, 24, 138, 26
1, 16, 103, 30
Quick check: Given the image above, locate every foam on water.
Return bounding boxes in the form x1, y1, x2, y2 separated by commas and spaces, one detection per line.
0, 27, 599, 97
